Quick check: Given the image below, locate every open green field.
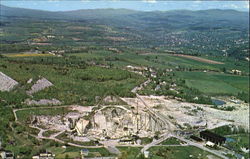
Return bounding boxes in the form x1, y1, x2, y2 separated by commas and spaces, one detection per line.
159, 137, 182, 145
48, 146, 112, 159
68, 51, 221, 70
175, 71, 249, 95
148, 146, 221, 159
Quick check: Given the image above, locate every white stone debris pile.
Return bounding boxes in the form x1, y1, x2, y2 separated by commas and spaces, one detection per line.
25, 98, 61, 106
27, 77, 53, 95
0, 72, 18, 91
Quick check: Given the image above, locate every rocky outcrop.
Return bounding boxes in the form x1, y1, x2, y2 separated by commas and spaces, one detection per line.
26, 77, 53, 95
0, 72, 18, 91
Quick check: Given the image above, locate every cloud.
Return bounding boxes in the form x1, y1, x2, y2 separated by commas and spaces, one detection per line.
80, 0, 90, 2
143, 0, 157, 4
222, 2, 249, 10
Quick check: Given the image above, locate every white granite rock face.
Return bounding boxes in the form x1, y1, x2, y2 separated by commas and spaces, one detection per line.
0, 72, 18, 91
27, 77, 53, 95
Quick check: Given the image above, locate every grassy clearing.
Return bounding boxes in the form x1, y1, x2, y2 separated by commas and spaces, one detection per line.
159, 137, 182, 145
149, 146, 221, 159
16, 107, 71, 122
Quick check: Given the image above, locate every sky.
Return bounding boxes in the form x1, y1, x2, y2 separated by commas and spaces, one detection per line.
0, 1, 249, 12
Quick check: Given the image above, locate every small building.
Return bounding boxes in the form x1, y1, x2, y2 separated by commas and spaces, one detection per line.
200, 130, 226, 145
232, 69, 242, 75
205, 141, 215, 148
144, 151, 149, 158
118, 139, 134, 145
0, 150, 15, 159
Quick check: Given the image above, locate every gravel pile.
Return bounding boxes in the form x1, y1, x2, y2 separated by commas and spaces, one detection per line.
25, 98, 61, 106
0, 72, 18, 91
27, 77, 53, 95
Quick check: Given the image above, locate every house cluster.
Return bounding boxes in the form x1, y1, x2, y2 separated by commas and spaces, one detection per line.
32, 152, 55, 159
231, 69, 242, 75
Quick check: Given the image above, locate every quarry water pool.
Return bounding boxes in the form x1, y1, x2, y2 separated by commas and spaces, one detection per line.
212, 99, 226, 106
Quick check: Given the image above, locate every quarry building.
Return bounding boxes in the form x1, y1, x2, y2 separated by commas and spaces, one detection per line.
200, 130, 226, 145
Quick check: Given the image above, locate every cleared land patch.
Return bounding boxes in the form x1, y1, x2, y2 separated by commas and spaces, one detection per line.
170, 54, 224, 64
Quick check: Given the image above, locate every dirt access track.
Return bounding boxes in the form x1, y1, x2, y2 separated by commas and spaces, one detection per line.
171, 54, 224, 64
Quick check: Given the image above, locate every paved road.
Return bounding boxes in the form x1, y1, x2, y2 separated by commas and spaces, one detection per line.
141, 132, 171, 153
131, 79, 151, 93
30, 125, 104, 148
172, 135, 229, 159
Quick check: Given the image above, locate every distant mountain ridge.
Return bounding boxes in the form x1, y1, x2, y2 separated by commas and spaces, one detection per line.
1, 4, 248, 21
0, 5, 249, 59
1, 4, 248, 32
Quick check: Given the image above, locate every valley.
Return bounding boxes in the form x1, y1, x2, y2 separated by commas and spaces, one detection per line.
0, 3, 249, 159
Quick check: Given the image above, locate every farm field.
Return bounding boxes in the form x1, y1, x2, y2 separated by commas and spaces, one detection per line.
3, 53, 53, 57
169, 54, 224, 64
175, 71, 249, 95
68, 51, 249, 74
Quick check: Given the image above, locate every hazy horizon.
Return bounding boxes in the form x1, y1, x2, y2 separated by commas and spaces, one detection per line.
1, 1, 249, 12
